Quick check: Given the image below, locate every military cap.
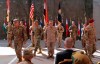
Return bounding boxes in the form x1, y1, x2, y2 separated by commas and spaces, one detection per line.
13, 19, 19, 22
89, 19, 94, 23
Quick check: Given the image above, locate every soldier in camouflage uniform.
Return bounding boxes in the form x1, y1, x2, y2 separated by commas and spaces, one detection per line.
69, 21, 78, 47
18, 48, 33, 64
12, 19, 28, 63
44, 20, 57, 58
29, 22, 35, 47
85, 19, 96, 58
57, 22, 64, 47
6, 22, 13, 47
33, 20, 43, 56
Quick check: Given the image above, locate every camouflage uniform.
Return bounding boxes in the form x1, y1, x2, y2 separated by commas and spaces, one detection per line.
69, 25, 78, 47
33, 25, 43, 55
85, 25, 96, 58
57, 25, 64, 47
45, 26, 57, 57
13, 26, 27, 61
6, 25, 13, 47
30, 26, 35, 47
81, 27, 88, 48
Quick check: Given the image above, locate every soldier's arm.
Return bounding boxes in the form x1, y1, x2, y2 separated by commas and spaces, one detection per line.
61, 26, 64, 33
23, 27, 28, 42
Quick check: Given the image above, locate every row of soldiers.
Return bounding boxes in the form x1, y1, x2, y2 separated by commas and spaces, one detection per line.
6, 19, 64, 63
6, 18, 96, 63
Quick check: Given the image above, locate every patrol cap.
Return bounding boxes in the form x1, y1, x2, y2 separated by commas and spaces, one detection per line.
13, 19, 19, 22
89, 19, 94, 23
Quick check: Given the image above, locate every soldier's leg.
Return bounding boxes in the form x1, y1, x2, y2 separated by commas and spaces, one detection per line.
59, 36, 62, 47
31, 35, 34, 47
58, 36, 60, 47
14, 42, 23, 62
87, 44, 93, 58
47, 42, 51, 58
51, 42, 55, 58
37, 39, 42, 53
34, 42, 38, 56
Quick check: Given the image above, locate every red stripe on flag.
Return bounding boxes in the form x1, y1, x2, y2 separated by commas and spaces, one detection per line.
44, 0, 49, 24
66, 18, 69, 36
30, 4, 34, 20
78, 22, 81, 36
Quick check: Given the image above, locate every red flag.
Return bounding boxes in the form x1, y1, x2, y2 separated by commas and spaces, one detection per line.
44, 0, 49, 25
6, 0, 10, 22
30, 3, 34, 21
78, 21, 81, 36
66, 18, 69, 36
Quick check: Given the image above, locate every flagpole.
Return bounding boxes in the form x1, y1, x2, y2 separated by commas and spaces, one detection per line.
6, 0, 10, 22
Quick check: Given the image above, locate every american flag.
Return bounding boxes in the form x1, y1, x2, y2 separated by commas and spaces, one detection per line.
30, 3, 34, 21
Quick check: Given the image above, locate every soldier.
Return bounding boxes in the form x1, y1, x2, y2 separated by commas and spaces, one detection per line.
57, 22, 64, 48
29, 22, 35, 47
85, 19, 96, 58
44, 20, 57, 58
6, 22, 13, 47
69, 21, 78, 47
33, 20, 43, 56
12, 19, 28, 63
18, 48, 33, 64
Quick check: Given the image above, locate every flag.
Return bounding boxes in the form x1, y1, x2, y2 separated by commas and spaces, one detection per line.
44, 0, 49, 25
6, 0, 10, 22
66, 18, 69, 36
30, 3, 34, 21
78, 21, 81, 36
58, 2, 62, 23
2, 20, 7, 33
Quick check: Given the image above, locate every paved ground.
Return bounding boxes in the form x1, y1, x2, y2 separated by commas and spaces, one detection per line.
0, 39, 100, 64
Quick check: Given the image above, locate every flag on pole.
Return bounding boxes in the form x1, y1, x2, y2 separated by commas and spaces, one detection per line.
66, 18, 69, 36
44, 0, 49, 25
6, 0, 10, 22
29, 3, 34, 21
78, 21, 81, 36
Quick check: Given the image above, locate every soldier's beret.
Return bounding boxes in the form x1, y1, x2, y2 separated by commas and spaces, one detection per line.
89, 19, 94, 23
13, 19, 19, 22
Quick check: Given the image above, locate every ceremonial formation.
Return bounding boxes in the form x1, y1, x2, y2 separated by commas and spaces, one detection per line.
0, 0, 100, 64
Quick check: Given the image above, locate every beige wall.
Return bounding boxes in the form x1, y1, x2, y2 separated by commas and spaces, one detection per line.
93, 0, 100, 39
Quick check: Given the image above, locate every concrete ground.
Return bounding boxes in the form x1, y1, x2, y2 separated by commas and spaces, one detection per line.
0, 39, 100, 64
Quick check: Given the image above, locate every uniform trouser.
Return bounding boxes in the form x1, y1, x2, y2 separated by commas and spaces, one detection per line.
47, 42, 55, 56
14, 41, 23, 61
58, 35, 62, 47
86, 43, 95, 58
7, 34, 12, 46
81, 39, 86, 48
31, 35, 34, 46
72, 36, 76, 47
34, 38, 41, 54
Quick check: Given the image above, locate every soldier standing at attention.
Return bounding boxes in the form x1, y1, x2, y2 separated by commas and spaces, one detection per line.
29, 22, 35, 47
6, 22, 13, 47
44, 20, 57, 59
57, 22, 64, 48
69, 21, 78, 47
33, 20, 43, 56
12, 19, 28, 63
85, 19, 96, 58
